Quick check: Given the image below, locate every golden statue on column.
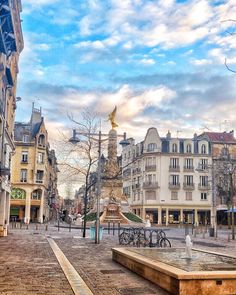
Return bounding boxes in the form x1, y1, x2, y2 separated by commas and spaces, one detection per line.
108, 106, 118, 129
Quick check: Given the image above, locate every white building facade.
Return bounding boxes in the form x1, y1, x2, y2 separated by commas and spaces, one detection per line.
122, 128, 212, 226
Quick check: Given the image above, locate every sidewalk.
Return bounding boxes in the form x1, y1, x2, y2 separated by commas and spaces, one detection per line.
0, 224, 236, 295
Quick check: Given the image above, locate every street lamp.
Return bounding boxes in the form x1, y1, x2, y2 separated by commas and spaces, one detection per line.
69, 128, 129, 244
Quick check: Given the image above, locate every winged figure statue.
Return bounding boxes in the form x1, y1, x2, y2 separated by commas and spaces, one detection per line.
108, 106, 118, 129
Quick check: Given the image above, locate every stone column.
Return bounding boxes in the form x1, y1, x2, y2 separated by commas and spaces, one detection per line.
165, 208, 169, 226
5, 192, 10, 226
108, 129, 117, 161
194, 209, 198, 226
38, 190, 44, 223
0, 191, 7, 236
24, 193, 31, 224
158, 207, 162, 225
180, 208, 184, 223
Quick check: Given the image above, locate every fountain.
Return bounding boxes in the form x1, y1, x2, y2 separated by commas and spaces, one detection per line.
112, 235, 236, 295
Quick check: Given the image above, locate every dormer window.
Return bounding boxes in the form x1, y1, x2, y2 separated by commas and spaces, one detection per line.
147, 143, 157, 152
201, 144, 206, 154
23, 134, 29, 143
38, 134, 45, 146
186, 144, 192, 153
172, 143, 178, 153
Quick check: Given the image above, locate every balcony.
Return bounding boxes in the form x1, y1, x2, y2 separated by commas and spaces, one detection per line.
132, 183, 140, 190
145, 165, 156, 172
183, 183, 195, 190
198, 184, 211, 190
169, 183, 180, 190
36, 179, 43, 184
183, 166, 194, 172
169, 165, 180, 172
132, 168, 141, 175
143, 181, 158, 189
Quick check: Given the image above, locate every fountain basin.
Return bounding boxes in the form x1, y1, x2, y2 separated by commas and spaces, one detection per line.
112, 248, 236, 295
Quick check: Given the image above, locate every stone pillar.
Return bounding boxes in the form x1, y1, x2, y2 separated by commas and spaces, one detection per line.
24, 193, 31, 224
194, 209, 198, 226
180, 208, 184, 223
0, 191, 7, 236
5, 193, 10, 226
158, 207, 162, 225
108, 129, 117, 161
38, 191, 44, 223
165, 208, 169, 226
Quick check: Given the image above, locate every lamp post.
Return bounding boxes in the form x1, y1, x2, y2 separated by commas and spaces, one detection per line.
69, 128, 129, 244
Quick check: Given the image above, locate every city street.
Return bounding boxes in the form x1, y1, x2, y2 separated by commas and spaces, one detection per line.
1, 224, 236, 295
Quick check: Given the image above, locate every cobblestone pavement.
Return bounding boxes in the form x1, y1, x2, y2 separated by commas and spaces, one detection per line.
1, 223, 236, 295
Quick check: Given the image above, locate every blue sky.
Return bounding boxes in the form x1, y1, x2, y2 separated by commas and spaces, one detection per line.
17, 0, 236, 142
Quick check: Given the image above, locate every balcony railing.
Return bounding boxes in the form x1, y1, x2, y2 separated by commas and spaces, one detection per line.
132, 168, 141, 175
198, 184, 211, 190
183, 166, 194, 172
169, 182, 180, 189
183, 183, 195, 190
132, 183, 140, 190
143, 181, 158, 189
36, 179, 43, 184
169, 165, 180, 172
145, 165, 156, 172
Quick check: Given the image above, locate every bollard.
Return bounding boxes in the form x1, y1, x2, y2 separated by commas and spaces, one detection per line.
108, 222, 110, 234
12, 222, 14, 229
36, 224, 38, 230
45, 224, 48, 231
26, 224, 29, 230
69, 221, 71, 232
194, 229, 197, 238
228, 232, 231, 242
58, 219, 60, 232
113, 222, 115, 236
202, 230, 205, 239
20, 221, 22, 229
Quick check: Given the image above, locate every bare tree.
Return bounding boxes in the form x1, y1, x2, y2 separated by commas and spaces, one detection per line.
57, 109, 100, 238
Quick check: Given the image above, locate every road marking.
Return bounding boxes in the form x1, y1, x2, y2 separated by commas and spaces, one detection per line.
47, 237, 93, 295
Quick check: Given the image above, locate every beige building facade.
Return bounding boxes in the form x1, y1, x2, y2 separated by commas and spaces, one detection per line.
122, 128, 226, 226
10, 105, 59, 223
0, 0, 24, 236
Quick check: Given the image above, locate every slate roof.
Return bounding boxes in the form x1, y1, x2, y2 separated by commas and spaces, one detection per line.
202, 132, 236, 143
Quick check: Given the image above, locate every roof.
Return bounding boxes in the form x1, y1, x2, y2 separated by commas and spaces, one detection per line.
203, 132, 236, 143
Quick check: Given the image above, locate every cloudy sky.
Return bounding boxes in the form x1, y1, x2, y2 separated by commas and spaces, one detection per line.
17, 0, 236, 143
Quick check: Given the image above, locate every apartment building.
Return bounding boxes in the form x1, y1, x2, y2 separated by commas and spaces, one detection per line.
122, 127, 215, 225
10, 105, 59, 223
0, 0, 24, 236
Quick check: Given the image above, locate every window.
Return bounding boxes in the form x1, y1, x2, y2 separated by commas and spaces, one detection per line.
146, 191, 156, 200
184, 175, 193, 185
172, 143, 178, 153
186, 192, 192, 200
199, 159, 208, 170
200, 176, 208, 186
38, 134, 45, 146
147, 143, 157, 152
186, 144, 192, 153
20, 169, 27, 182
171, 191, 178, 200
36, 170, 44, 183
37, 152, 44, 164
201, 192, 207, 200
145, 174, 156, 184
23, 134, 29, 143
185, 158, 193, 169
201, 144, 206, 154
170, 175, 179, 185
170, 158, 179, 168
123, 187, 130, 197
21, 151, 28, 163
32, 189, 42, 200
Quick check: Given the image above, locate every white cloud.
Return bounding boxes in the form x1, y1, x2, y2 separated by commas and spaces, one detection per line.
190, 59, 212, 66
140, 58, 155, 65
